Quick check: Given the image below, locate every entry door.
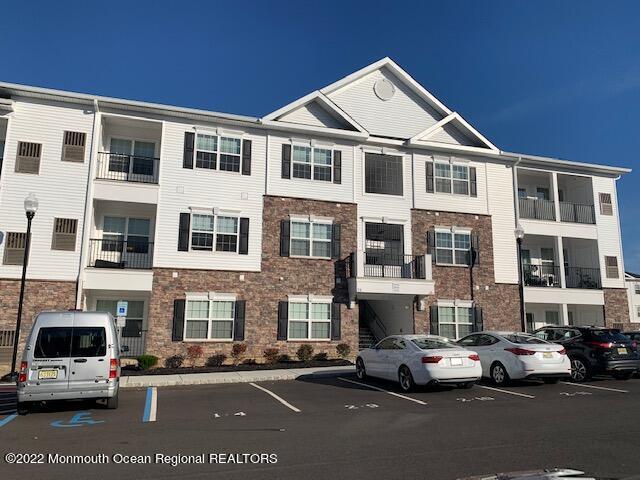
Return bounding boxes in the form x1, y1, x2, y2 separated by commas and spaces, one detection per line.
95, 299, 145, 357
67, 313, 109, 393
364, 223, 405, 277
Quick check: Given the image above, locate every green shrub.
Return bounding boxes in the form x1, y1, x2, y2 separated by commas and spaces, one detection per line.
206, 354, 227, 367
313, 352, 328, 361
231, 343, 247, 366
263, 348, 280, 364
336, 343, 351, 360
296, 344, 314, 363
165, 354, 184, 369
137, 354, 158, 370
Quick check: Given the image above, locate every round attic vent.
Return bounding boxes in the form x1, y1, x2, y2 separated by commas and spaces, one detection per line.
373, 78, 395, 101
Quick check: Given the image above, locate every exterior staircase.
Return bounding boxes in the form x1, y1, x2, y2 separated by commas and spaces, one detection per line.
358, 323, 376, 351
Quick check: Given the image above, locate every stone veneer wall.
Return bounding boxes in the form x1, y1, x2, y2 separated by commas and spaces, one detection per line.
411, 209, 521, 334
0, 278, 77, 355
604, 288, 632, 329
145, 196, 358, 363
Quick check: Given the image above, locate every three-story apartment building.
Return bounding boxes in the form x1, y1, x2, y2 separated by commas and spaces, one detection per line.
0, 58, 631, 362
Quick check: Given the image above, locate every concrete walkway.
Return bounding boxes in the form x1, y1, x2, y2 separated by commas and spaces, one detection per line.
120, 365, 355, 388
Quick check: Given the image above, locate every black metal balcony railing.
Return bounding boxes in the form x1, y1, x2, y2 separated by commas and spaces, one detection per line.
523, 264, 561, 287
519, 198, 556, 221
96, 152, 159, 184
559, 202, 596, 224
88, 238, 154, 269
564, 266, 602, 289
347, 252, 426, 279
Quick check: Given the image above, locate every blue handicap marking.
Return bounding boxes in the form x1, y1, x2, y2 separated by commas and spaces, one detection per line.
51, 411, 105, 428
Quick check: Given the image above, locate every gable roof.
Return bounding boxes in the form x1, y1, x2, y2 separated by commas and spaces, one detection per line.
626, 271, 640, 279
408, 111, 498, 151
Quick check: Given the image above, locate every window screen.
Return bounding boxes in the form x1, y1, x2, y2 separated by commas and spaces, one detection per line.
364, 153, 403, 196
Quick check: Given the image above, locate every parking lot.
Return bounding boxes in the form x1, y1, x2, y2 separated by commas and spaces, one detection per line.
1, 373, 640, 479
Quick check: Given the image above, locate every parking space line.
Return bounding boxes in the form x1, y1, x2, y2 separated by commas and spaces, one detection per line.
475, 385, 535, 399
249, 383, 301, 413
0, 414, 17, 428
337, 377, 427, 405
560, 382, 628, 393
142, 387, 157, 422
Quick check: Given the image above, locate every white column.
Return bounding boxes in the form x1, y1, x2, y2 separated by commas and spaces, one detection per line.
561, 303, 570, 326
551, 172, 561, 222
556, 236, 566, 288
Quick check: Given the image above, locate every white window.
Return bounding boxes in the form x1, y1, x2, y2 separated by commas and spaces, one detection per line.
195, 133, 242, 172
108, 138, 156, 176
435, 163, 469, 195
634, 284, 640, 295
438, 304, 473, 339
288, 301, 331, 340
435, 230, 471, 266
185, 299, 235, 340
290, 220, 332, 258
102, 216, 150, 253
292, 145, 332, 181
190, 214, 239, 253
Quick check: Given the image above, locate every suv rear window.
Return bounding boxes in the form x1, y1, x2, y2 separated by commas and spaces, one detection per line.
586, 329, 630, 343
33, 327, 106, 358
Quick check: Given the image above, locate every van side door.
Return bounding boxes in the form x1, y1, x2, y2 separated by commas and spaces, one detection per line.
68, 314, 109, 394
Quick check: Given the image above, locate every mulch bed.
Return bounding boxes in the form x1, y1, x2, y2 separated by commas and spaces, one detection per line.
121, 359, 352, 376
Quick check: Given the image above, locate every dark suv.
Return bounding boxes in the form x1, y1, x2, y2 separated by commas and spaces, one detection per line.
532, 326, 640, 382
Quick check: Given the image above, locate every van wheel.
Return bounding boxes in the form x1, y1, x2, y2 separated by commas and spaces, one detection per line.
106, 393, 119, 409
17, 402, 30, 415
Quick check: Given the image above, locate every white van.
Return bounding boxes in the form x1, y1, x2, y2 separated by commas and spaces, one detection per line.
17, 311, 122, 412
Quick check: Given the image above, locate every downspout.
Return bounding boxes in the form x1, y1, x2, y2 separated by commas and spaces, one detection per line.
75, 99, 100, 309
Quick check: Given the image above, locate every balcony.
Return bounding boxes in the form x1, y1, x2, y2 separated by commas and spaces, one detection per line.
96, 152, 159, 184
346, 251, 434, 303
564, 266, 601, 289
519, 198, 556, 221
523, 264, 560, 287
559, 202, 595, 224
88, 238, 154, 270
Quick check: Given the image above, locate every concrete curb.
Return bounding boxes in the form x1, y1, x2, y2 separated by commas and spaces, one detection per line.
120, 365, 355, 388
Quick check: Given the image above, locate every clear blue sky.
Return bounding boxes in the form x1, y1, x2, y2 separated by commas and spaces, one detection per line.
2, 0, 639, 271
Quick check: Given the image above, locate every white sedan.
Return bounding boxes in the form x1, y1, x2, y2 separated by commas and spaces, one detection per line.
457, 332, 571, 386
356, 335, 482, 392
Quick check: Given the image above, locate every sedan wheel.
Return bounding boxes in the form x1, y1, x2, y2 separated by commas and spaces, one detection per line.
490, 363, 509, 386
356, 358, 367, 380
570, 358, 589, 382
398, 366, 415, 392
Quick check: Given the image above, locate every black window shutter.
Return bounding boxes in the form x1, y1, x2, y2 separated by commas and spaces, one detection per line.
277, 301, 288, 340
178, 213, 191, 251
234, 300, 246, 341
469, 167, 477, 197
281, 144, 291, 179
172, 299, 185, 341
280, 220, 290, 257
331, 303, 341, 340
427, 228, 436, 263
429, 305, 439, 335
183, 132, 194, 169
239, 218, 249, 255
426, 162, 434, 193
331, 223, 341, 259
471, 233, 480, 266
333, 150, 342, 184
415, 255, 426, 279
473, 306, 484, 332
241, 139, 252, 175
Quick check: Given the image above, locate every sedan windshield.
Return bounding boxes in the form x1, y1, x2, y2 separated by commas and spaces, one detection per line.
502, 334, 550, 345
412, 338, 457, 350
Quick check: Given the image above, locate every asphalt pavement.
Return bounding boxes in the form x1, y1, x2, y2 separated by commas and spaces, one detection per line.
1, 374, 639, 480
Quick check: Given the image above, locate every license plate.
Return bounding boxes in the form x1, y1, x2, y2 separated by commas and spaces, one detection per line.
38, 369, 58, 380
617, 348, 628, 355
450, 357, 463, 366
543, 352, 553, 359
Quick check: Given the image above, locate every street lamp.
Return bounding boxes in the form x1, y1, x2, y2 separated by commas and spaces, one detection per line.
514, 224, 526, 332
10, 193, 38, 381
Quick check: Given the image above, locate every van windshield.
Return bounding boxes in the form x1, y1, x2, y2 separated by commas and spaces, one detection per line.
34, 327, 106, 358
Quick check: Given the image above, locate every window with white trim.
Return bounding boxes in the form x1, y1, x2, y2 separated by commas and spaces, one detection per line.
292, 145, 332, 181
435, 230, 471, 266
290, 220, 332, 258
635, 284, 640, 295
636, 306, 640, 318
438, 304, 473, 339
195, 133, 242, 172
185, 299, 235, 340
435, 163, 469, 195
288, 301, 331, 340
190, 214, 239, 253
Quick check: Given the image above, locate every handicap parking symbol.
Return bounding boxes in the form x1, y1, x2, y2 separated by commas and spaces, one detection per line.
51, 411, 105, 428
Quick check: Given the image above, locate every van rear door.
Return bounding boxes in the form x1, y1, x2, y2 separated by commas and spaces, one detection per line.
31, 315, 73, 393
68, 313, 109, 394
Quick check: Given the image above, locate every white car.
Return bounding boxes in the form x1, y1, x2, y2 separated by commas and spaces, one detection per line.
457, 331, 571, 386
356, 335, 482, 392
